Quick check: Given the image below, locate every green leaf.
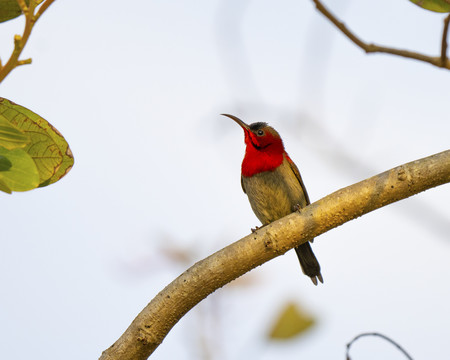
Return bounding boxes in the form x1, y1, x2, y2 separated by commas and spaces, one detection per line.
0, 147, 39, 192
409, 0, 450, 12
268, 302, 315, 340
0, 0, 43, 23
0, 155, 12, 171
0, 114, 30, 150
0, 98, 74, 187
0, 0, 27, 23
0, 177, 12, 193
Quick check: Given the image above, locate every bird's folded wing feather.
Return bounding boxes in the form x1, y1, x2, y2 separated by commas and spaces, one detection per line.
241, 175, 247, 194
285, 153, 311, 205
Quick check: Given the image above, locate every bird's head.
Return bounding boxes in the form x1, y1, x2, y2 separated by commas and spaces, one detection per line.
222, 114, 284, 153
223, 114, 286, 176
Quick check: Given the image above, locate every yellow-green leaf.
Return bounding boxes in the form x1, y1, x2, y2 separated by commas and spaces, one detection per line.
0, 147, 39, 192
0, 0, 45, 23
268, 302, 315, 340
0, 155, 12, 171
0, 114, 30, 150
0, 0, 23, 23
0, 177, 12, 193
409, 0, 450, 12
0, 98, 74, 187
0, 0, 27, 23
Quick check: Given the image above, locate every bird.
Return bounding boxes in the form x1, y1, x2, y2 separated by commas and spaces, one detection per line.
223, 113, 323, 285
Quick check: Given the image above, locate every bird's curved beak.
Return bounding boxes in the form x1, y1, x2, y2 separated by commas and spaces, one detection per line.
221, 114, 250, 131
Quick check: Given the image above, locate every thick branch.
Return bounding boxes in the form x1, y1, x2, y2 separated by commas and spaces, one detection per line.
312, 0, 450, 69
100, 150, 450, 360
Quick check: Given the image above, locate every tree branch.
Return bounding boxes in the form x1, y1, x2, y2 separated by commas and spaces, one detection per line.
346, 332, 414, 360
311, 0, 450, 70
441, 14, 450, 66
0, 0, 55, 84
99, 150, 450, 360
34, 0, 55, 22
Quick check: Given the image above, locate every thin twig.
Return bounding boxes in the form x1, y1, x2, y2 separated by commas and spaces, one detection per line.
16, 0, 28, 13
0, 0, 55, 83
311, 0, 450, 70
346, 332, 414, 360
17, 59, 32, 66
28, 0, 38, 20
35, 0, 55, 22
440, 14, 450, 66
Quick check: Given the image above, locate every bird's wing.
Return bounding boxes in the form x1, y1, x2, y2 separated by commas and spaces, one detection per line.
285, 152, 311, 205
241, 175, 247, 194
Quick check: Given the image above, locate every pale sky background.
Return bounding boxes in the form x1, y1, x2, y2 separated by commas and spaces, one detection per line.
0, 1, 449, 359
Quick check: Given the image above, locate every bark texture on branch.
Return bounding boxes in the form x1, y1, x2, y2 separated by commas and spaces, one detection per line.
100, 150, 450, 360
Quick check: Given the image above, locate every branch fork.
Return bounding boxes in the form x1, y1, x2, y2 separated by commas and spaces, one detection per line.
0, 0, 55, 83
312, 0, 450, 69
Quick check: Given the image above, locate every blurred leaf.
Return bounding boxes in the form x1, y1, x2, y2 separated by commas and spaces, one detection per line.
0, 147, 39, 192
0, 98, 74, 187
268, 302, 315, 340
0, 155, 12, 171
409, 0, 450, 12
0, 114, 30, 150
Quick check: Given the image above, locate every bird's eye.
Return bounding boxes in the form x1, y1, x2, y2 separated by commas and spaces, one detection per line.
257, 130, 264, 136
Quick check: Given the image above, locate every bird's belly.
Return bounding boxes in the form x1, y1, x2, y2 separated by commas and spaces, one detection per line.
242, 169, 306, 225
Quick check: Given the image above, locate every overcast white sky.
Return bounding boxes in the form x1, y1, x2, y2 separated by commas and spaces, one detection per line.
0, 1, 449, 359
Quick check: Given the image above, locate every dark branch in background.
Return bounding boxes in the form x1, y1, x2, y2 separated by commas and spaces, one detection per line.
346, 332, 414, 360
441, 14, 450, 66
312, 0, 450, 70
99, 150, 450, 360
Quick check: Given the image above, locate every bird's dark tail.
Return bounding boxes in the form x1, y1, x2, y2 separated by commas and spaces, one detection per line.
295, 242, 323, 285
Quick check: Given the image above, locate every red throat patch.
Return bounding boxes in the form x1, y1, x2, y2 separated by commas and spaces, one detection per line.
241, 130, 285, 177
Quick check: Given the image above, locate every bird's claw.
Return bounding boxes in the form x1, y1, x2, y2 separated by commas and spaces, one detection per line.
251, 225, 261, 233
